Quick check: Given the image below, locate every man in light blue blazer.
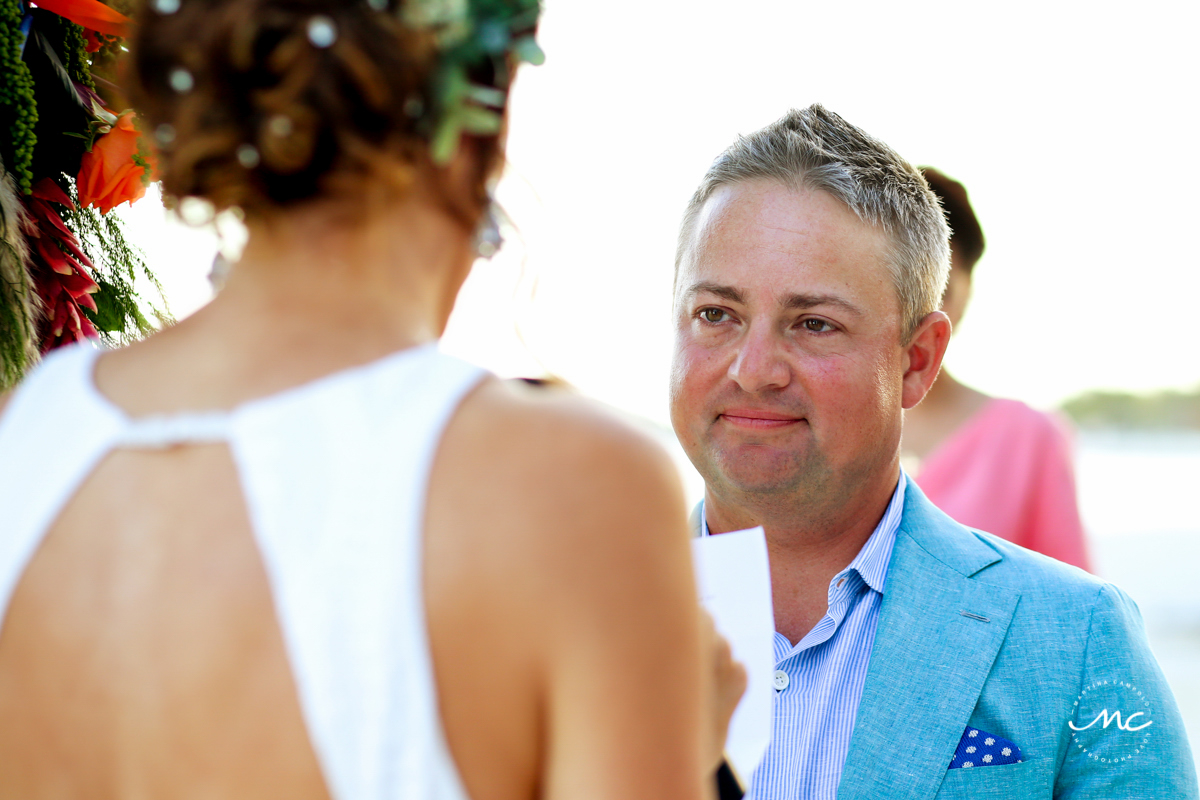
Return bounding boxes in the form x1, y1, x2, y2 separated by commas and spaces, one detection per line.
670, 104, 1197, 799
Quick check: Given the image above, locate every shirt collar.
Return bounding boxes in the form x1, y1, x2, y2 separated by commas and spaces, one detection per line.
844, 469, 906, 595
699, 469, 907, 596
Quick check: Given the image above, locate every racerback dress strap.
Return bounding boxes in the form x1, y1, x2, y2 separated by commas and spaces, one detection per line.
113, 410, 232, 448
0, 344, 124, 626
0, 342, 238, 616
229, 342, 482, 800
0, 340, 483, 800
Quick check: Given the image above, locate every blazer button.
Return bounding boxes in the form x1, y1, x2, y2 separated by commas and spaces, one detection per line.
773, 670, 790, 691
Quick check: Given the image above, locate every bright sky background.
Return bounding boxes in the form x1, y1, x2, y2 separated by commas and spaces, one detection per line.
121, 0, 1200, 431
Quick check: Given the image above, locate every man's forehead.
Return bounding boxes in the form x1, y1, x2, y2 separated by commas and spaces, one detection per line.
681, 180, 891, 287
694, 180, 873, 245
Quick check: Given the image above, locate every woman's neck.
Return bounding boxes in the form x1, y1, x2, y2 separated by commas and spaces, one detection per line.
227, 194, 474, 350
94, 191, 477, 415
920, 367, 966, 410
902, 370, 992, 462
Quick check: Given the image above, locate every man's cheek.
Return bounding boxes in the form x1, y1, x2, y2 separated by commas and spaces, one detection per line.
673, 345, 720, 393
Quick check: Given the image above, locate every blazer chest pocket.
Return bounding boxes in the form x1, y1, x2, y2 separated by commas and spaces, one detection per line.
935, 758, 1052, 799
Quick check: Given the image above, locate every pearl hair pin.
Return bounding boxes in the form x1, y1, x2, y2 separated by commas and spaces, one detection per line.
306, 15, 338, 48
236, 144, 261, 169
168, 67, 193, 93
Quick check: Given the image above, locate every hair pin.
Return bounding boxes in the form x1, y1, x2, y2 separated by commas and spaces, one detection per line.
168, 67, 193, 93
306, 15, 338, 48
236, 144, 260, 169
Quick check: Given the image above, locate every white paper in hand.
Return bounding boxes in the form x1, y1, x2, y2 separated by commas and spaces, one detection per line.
691, 527, 774, 784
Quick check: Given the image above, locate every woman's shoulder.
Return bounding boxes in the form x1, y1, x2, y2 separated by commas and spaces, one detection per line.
454, 378, 683, 497
424, 376, 694, 679
430, 376, 689, 576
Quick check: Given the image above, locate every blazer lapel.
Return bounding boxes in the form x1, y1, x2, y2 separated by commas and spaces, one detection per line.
837, 484, 1020, 800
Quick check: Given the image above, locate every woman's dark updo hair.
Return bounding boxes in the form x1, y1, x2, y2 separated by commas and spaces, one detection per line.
920, 167, 986, 273
127, 0, 502, 216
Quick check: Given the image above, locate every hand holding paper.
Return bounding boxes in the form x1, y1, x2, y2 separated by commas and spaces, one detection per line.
692, 527, 775, 786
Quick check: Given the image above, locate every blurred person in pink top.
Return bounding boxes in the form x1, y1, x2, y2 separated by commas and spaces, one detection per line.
901, 168, 1091, 571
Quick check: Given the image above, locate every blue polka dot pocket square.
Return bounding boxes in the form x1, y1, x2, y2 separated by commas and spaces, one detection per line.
948, 726, 1023, 769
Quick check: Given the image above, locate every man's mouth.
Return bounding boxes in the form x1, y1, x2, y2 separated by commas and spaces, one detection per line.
717, 409, 805, 430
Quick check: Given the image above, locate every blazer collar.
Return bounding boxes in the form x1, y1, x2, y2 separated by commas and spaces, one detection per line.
837, 482, 1020, 800
888, 480, 1004, 580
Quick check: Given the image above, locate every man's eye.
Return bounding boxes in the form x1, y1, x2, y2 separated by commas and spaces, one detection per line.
802, 318, 833, 333
700, 308, 727, 323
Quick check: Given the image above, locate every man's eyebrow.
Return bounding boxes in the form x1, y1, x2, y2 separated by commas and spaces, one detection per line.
685, 282, 745, 304
783, 293, 864, 316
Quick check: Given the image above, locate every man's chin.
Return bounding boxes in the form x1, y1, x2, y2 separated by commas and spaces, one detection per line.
708, 457, 819, 498
722, 474, 808, 497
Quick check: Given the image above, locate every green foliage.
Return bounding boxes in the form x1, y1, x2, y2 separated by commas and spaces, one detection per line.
1061, 388, 1200, 431
89, 274, 144, 334
132, 132, 153, 187
0, 154, 34, 389
0, 243, 34, 389
47, 13, 95, 92
405, 0, 543, 163
0, 0, 39, 194
65, 179, 172, 344
0, 2, 170, 379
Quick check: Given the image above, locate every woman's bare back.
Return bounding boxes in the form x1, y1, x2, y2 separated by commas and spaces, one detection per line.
0, 336, 707, 800
0, 442, 331, 799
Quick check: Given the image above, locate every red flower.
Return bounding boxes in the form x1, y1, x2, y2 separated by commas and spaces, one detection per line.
24, 180, 100, 351
77, 111, 156, 214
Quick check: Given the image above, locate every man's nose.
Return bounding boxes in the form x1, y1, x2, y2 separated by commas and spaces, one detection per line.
727, 328, 790, 393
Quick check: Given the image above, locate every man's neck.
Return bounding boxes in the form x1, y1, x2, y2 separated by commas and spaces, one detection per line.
704, 466, 901, 645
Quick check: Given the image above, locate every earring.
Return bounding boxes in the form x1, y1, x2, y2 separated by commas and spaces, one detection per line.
473, 200, 504, 259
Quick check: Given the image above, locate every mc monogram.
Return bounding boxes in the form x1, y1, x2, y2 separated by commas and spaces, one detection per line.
1067, 679, 1156, 765
1069, 708, 1154, 733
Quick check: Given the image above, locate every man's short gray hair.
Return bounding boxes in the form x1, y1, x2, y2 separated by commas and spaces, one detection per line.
676, 104, 950, 343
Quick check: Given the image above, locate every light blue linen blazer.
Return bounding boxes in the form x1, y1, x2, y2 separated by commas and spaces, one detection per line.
833, 480, 1198, 799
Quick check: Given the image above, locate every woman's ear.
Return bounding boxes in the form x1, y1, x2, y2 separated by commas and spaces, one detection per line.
435, 129, 505, 228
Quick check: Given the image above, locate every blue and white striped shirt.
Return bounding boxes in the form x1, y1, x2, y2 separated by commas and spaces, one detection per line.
699, 472, 906, 800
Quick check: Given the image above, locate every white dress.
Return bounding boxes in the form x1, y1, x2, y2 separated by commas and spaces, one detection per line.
0, 341, 483, 800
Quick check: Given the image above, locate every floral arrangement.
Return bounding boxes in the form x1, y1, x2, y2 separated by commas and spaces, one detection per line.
0, 0, 167, 389
0, 0, 542, 389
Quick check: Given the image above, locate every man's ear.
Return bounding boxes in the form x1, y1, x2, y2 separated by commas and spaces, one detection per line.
901, 310, 952, 410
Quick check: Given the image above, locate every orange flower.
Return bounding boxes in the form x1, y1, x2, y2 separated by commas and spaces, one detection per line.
77, 111, 156, 214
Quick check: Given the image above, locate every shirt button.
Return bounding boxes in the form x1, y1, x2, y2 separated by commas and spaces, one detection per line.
773, 670, 790, 691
